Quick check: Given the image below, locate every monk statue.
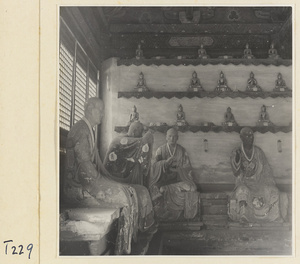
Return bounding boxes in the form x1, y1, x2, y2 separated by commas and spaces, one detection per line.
223, 107, 238, 126
188, 71, 204, 91
136, 44, 144, 60
243, 43, 255, 59
63, 97, 156, 255
246, 72, 262, 92
149, 128, 199, 221
135, 72, 149, 92
274, 73, 289, 92
268, 43, 280, 59
198, 44, 209, 59
215, 71, 232, 92
176, 104, 188, 126
228, 127, 288, 223
128, 105, 139, 126
257, 105, 273, 126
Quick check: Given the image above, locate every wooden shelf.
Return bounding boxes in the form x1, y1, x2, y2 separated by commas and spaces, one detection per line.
117, 58, 292, 67
118, 91, 292, 99
115, 125, 292, 134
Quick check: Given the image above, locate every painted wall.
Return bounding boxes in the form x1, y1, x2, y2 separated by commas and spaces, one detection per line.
101, 58, 292, 185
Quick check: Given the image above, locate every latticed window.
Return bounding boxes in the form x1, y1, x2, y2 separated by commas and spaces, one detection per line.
58, 18, 99, 131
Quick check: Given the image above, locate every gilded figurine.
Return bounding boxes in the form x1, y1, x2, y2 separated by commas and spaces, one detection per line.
243, 43, 255, 59
188, 71, 204, 91
198, 44, 209, 59
268, 43, 280, 59
222, 107, 238, 126
246, 72, 262, 92
128, 105, 139, 126
274, 73, 289, 92
215, 71, 232, 92
135, 72, 149, 92
135, 43, 144, 60
176, 104, 188, 126
257, 105, 273, 126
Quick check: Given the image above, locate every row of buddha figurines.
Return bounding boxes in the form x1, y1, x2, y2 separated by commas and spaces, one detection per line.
129, 104, 276, 127
135, 71, 290, 93
135, 43, 281, 60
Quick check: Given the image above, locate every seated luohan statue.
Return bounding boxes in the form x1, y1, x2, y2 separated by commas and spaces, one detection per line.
274, 73, 289, 92
135, 72, 149, 92
215, 71, 232, 92
188, 71, 204, 91
228, 127, 288, 223
223, 107, 238, 126
149, 128, 199, 221
257, 105, 273, 126
243, 43, 255, 59
176, 104, 188, 126
246, 72, 262, 92
63, 98, 156, 255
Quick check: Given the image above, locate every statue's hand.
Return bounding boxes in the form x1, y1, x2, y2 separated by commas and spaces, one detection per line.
166, 156, 174, 167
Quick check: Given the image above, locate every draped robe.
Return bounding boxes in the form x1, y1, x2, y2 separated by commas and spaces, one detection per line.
149, 143, 199, 221
63, 118, 153, 254
229, 144, 287, 222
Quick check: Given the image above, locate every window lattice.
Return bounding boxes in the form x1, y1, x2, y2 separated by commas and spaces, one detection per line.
59, 44, 73, 131
74, 63, 87, 123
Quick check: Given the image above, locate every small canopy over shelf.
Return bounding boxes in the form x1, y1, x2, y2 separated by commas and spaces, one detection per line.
118, 91, 292, 99
115, 125, 292, 134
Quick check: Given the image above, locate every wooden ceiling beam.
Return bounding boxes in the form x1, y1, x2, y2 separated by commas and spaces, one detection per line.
109, 23, 283, 35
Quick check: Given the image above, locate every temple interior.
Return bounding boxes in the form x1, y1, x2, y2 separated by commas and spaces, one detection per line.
59, 6, 293, 256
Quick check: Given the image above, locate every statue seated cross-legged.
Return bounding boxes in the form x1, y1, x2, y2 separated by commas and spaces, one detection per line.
63, 98, 156, 255
228, 127, 288, 223
149, 128, 199, 222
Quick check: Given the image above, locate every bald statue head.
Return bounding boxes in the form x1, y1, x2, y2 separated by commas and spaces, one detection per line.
240, 127, 254, 149
166, 128, 178, 146
127, 121, 144, 138
84, 97, 104, 127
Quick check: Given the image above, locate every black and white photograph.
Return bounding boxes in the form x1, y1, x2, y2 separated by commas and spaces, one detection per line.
58, 6, 294, 256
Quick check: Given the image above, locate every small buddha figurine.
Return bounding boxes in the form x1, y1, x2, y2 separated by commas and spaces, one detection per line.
198, 44, 209, 59
135, 72, 149, 92
135, 44, 144, 60
243, 43, 255, 59
215, 71, 232, 92
176, 104, 188, 126
246, 72, 262, 92
274, 73, 289, 92
257, 105, 273, 126
128, 105, 139, 126
188, 71, 204, 91
268, 43, 280, 59
223, 107, 238, 126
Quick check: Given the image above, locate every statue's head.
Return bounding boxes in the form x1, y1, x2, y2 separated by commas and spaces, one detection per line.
270, 43, 275, 49
278, 73, 282, 79
200, 44, 204, 49
240, 127, 254, 149
261, 105, 266, 112
166, 128, 178, 146
245, 43, 249, 49
192, 71, 197, 78
178, 104, 183, 111
227, 107, 231, 113
220, 71, 224, 78
132, 105, 137, 112
250, 71, 254, 78
138, 43, 141, 49
84, 97, 104, 126
139, 72, 144, 79
128, 121, 144, 138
